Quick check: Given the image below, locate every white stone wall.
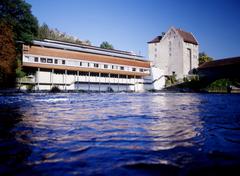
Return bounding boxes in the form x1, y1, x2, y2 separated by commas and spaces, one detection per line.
167, 30, 184, 78
148, 27, 199, 79
182, 42, 199, 76
148, 42, 169, 74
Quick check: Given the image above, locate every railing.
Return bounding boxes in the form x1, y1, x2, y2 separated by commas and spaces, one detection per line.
17, 76, 35, 84
17, 75, 142, 85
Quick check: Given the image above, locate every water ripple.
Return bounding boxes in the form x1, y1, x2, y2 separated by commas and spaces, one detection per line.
0, 93, 240, 175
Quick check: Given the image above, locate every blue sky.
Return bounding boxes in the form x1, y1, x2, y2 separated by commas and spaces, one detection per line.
26, 0, 240, 59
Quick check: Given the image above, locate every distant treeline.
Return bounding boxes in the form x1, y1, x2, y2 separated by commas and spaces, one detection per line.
38, 23, 91, 45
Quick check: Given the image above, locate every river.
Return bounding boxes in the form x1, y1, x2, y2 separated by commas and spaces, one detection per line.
0, 93, 240, 175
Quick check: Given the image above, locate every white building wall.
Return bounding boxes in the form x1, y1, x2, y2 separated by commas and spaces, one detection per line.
38, 70, 51, 83
24, 68, 146, 92
182, 42, 199, 76
143, 67, 165, 90
148, 43, 156, 63
148, 27, 199, 80
167, 31, 184, 78
149, 42, 169, 74
151, 67, 165, 90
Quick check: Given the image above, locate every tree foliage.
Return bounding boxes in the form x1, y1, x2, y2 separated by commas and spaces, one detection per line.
38, 23, 91, 45
15, 57, 26, 78
100, 41, 114, 50
0, 0, 39, 43
198, 52, 213, 66
0, 0, 39, 87
0, 22, 16, 88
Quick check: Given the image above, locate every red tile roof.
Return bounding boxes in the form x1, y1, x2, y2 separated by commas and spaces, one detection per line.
148, 28, 198, 45
176, 29, 198, 45
147, 36, 162, 43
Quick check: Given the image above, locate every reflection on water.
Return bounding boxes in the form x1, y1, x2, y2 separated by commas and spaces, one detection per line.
0, 93, 240, 175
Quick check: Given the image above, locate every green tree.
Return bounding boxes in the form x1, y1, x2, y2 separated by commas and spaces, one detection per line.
15, 57, 26, 78
38, 23, 50, 40
38, 23, 91, 45
83, 40, 91, 45
0, 0, 39, 87
100, 41, 114, 50
199, 52, 213, 66
0, 0, 39, 43
0, 22, 16, 88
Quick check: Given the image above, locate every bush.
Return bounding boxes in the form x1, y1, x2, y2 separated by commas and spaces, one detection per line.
50, 86, 61, 93
26, 84, 35, 92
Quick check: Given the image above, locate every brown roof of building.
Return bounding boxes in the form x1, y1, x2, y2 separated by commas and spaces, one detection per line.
147, 36, 162, 44
198, 56, 240, 69
23, 45, 150, 68
176, 29, 198, 45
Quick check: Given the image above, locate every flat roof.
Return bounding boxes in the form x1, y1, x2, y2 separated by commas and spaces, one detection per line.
31, 39, 147, 62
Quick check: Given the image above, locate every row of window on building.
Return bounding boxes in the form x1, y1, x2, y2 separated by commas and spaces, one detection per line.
38, 68, 142, 79
26, 56, 147, 73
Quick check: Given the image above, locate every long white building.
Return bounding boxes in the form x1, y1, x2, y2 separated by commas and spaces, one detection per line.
148, 27, 199, 79
20, 39, 163, 92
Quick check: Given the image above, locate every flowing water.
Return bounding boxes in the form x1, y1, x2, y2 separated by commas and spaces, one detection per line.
0, 93, 240, 175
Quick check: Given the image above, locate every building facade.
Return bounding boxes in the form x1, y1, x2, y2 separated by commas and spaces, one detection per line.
148, 27, 199, 79
20, 39, 152, 92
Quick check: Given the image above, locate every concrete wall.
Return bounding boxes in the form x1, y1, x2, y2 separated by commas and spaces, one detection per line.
183, 42, 199, 76
143, 67, 165, 90
148, 27, 199, 79
21, 68, 145, 92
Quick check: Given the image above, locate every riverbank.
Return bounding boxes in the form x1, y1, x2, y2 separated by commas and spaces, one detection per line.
163, 79, 240, 94
1, 88, 239, 95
